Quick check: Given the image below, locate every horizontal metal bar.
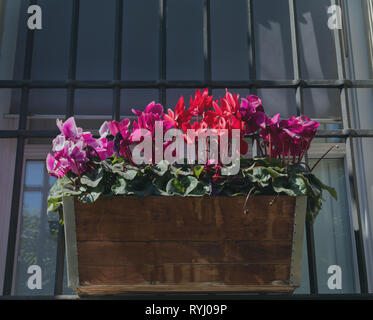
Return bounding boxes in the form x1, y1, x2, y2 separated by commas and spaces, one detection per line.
1, 79, 373, 89
2, 113, 343, 123
0, 130, 59, 138
316, 129, 373, 138
0, 129, 372, 139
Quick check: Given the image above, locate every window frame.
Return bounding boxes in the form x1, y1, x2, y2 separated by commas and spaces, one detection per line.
11, 145, 50, 295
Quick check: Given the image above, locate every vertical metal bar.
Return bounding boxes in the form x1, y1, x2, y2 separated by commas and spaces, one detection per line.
247, 0, 257, 154
53, 0, 80, 296
340, 0, 349, 58
113, 0, 123, 121
289, 0, 319, 294
289, 0, 303, 116
159, 0, 167, 107
332, 0, 369, 294
247, 0, 256, 94
3, 0, 36, 296
203, 0, 212, 93
66, 0, 80, 118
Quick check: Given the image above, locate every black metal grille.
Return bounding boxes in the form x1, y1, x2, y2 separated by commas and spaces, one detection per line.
1, 0, 372, 296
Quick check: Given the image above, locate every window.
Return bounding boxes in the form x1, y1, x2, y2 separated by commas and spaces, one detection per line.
1, 0, 373, 296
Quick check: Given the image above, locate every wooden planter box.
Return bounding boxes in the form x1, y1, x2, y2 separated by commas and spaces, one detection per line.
62, 195, 307, 295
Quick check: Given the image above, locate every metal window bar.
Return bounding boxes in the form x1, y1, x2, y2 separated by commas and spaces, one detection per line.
288, 0, 318, 294
203, 0, 212, 93
1, 0, 373, 297
2, 0, 36, 296
247, 0, 256, 95
112, 0, 123, 122
159, 0, 167, 107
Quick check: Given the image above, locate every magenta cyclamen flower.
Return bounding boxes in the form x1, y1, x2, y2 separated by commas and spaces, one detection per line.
239, 95, 266, 134
260, 114, 319, 163
47, 117, 115, 178
132, 102, 173, 141
280, 115, 319, 162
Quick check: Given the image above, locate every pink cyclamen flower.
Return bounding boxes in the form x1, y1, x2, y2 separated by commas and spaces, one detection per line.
239, 95, 266, 134
47, 117, 117, 178
56, 117, 82, 140
109, 118, 131, 138
46, 153, 69, 178
280, 115, 319, 161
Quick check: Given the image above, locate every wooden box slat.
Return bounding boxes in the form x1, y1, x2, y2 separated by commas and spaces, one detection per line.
63, 195, 307, 295
75, 196, 295, 241
76, 240, 292, 265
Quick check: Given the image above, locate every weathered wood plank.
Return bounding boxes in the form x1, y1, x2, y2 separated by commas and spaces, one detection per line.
76, 284, 296, 295
75, 196, 296, 241
77, 264, 291, 287
76, 240, 292, 265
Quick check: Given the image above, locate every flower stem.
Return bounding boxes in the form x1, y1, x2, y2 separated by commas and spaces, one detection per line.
310, 144, 339, 172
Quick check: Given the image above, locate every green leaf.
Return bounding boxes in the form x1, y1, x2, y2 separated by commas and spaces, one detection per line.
298, 174, 321, 198
111, 177, 127, 195
273, 175, 307, 196
306, 174, 338, 200
166, 178, 183, 195
81, 168, 103, 187
263, 167, 287, 178
194, 165, 204, 179
152, 160, 169, 176
182, 176, 199, 195
171, 166, 192, 177
122, 169, 138, 180
165, 176, 198, 195
80, 187, 102, 203
188, 182, 210, 196
249, 168, 271, 187
47, 198, 62, 213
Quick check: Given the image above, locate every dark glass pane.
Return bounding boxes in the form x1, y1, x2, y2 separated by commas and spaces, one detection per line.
31, 0, 73, 80
211, 0, 250, 80
29, 89, 66, 115
9, 89, 66, 115
297, 0, 338, 80
74, 89, 112, 115
166, 88, 199, 109
76, 0, 116, 80
4, 0, 27, 80
121, 89, 159, 116
303, 88, 341, 118
167, 0, 204, 80
253, 0, 293, 80
256, 88, 297, 117
0, 0, 23, 80
122, 0, 160, 80
212, 88, 251, 102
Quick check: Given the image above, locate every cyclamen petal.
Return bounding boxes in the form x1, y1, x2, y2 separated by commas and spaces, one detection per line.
145, 101, 163, 115
46, 153, 56, 173
52, 135, 66, 152
99, 121, 110, 137
60, 117, 79, 138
